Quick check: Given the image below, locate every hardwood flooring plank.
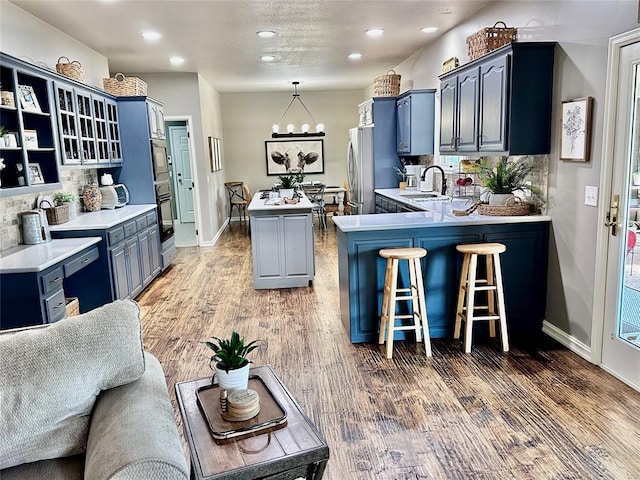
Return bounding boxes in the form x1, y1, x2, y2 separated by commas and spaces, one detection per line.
136, 224, 640, 479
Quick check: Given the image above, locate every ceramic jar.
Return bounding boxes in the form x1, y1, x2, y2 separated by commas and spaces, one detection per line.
83, 184, 102, 211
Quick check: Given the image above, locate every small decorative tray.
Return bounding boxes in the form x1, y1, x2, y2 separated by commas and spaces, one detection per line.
196, 376, 287, 443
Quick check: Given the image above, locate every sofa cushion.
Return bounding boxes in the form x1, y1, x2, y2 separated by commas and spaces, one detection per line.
0, 300, 145, 470
0, 455, 84, 480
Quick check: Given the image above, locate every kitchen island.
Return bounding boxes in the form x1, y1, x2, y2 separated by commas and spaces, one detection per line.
333, 199, 550, 344
248, 192, 315, 289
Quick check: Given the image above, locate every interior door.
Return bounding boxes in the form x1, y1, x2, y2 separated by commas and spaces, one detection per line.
169, 126, 195, 223
601, 39, 640, 390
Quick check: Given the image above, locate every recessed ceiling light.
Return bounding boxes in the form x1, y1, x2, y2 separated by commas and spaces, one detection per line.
365, 28, 384, 37
257, 30, 276, 38
261, 55, 275, 62
141, 31, 162, 41
420, 27, 439, 34
169, 57, 185, 65
348, 53, 362, 60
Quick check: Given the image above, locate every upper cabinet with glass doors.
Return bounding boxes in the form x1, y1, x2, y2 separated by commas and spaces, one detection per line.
54, 83, 122, 166
0, 53, 61, 197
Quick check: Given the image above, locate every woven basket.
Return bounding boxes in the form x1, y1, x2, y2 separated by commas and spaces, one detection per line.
466, 22, 517, 61
39, 200, 70, 225
103, 73, 148, 96
56, 57, 85, 82
373, 70, 401, 97
478, 202, 530, 216
65, 297, 79, 317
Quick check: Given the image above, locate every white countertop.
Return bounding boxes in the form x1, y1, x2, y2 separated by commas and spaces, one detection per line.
0, 237, 102, 273
49, 204, 156, 231
248, 191, 313, 213
334, 190, 550, 232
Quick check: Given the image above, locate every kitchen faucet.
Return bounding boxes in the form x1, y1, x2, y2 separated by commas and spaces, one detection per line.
421, 165, 447, 196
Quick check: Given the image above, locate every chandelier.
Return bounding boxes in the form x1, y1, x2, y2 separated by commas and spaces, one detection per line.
272, 81, 325, 138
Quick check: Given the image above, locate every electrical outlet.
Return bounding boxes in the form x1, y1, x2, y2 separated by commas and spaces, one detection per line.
585, 185, 598, 207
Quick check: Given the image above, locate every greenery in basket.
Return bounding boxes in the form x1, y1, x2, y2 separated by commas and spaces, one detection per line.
0, 125, 6, 138
278, 173, 304, 188
54, 192, 78, 206
478, 157, 541, 195
204, 331, 259, 373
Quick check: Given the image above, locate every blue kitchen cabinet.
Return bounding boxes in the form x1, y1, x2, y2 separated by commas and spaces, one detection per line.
396, 89, 435, 156
439, 42, 555, 156
371, 97, 400, 189
338, 221, 549, 344
106, 96, 157, 204
0, 241, 100, 329
52, 208, 161, 307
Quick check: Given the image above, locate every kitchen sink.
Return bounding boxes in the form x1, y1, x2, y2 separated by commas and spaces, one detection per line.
399, 192, 440, 199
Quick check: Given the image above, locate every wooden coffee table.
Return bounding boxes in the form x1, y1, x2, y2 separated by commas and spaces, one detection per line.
175, 365, 329, 479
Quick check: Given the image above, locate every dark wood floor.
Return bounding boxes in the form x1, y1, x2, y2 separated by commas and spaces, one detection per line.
137, 221, 640, 479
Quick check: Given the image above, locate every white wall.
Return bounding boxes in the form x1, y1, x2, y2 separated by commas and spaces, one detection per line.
135, 72, 225, 244
395, 0, 638, 347
220, 90, 362, 192
0, 1, 109, 88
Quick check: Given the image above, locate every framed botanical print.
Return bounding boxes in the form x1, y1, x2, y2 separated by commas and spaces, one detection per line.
560, 96, 594, 162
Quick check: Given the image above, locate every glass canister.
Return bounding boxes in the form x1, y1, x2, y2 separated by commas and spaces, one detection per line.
83, 183, 102, 211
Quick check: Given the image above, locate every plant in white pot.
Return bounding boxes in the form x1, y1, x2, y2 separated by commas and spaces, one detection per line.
205, 331, 259, 391
278, 173, 304, 199
478, 157, 541, 206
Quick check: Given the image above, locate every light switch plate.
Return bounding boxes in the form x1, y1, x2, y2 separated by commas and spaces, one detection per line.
585, 185, 598, 207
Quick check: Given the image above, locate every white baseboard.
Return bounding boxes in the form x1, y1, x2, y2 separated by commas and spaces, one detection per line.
199, 219, 230, 247
542, 320, 593, 362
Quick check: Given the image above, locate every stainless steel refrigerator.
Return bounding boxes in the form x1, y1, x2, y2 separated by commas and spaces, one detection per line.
347, 126, 375, 215
346, 98, 399, 215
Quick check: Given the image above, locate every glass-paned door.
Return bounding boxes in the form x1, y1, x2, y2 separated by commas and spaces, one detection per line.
602, 39, 640, 389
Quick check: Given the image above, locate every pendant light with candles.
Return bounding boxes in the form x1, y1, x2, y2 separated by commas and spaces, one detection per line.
272, 81, 325, 138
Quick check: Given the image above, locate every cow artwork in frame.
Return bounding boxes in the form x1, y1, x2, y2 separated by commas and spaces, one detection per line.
265, 139, 324, 175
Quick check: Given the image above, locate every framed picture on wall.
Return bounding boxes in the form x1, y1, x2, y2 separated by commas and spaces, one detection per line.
265, 139, 324, 176
560, 96, 593, 162
208, 136, 222, 172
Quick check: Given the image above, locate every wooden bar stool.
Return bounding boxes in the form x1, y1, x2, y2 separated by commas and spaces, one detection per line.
378, 247, 432, 359
454, 243, 508, 353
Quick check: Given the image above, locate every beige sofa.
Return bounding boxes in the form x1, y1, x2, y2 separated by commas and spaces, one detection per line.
0, 299, 188, 480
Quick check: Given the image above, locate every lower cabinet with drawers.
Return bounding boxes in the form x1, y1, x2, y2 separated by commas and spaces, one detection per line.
51, 206, 162, 311
0, 238, 101, 329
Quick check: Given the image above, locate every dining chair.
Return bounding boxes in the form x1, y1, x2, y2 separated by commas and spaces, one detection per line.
224, 181, 249, 223
302, 183, 327, 231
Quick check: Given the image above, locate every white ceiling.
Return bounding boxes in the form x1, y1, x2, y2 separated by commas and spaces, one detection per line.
11, 0, 490, 93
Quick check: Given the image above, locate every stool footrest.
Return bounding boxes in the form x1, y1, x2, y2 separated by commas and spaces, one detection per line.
462, 285, 497, 292
458, 314, 500, 321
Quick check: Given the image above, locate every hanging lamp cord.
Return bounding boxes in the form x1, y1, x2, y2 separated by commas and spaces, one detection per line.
277, 82, 318, 125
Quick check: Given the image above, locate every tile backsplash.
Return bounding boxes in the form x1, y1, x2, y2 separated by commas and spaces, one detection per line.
0, 168, 97, 252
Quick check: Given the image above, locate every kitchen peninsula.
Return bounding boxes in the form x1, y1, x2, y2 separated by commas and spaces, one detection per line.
333, 198, 550, 344
248, 192, 315, 289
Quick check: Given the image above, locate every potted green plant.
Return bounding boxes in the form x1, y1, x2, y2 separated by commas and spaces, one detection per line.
278, 173, 304, 199
478, 157, 541, 205
54, 192, 79, 220
204, 331, 259, 391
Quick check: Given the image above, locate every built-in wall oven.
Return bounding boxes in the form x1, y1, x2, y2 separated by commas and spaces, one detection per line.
151, 139, 170, 182
155, 181, 174, 242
